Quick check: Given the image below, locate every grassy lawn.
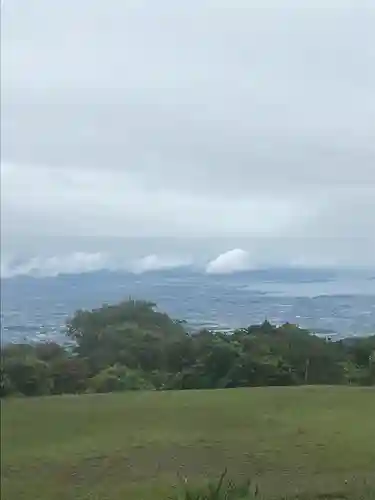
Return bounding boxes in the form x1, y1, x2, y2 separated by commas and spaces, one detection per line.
1, 386, 375, 499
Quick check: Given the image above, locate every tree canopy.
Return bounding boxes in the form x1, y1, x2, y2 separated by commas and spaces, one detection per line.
1, 299, 374, 397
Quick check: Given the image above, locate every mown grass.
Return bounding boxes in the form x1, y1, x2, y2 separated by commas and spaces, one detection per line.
1, 386, 375, 499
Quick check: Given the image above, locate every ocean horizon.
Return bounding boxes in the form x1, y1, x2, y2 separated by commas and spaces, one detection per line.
1, 266, 374, 344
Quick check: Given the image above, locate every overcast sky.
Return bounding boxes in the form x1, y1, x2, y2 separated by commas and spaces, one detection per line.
1, 0, 375, 273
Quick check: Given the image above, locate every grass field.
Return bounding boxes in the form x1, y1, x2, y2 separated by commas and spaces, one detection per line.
1, 386, 375, 499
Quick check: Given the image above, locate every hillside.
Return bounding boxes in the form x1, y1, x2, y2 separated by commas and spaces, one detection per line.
2, 386, 375, 499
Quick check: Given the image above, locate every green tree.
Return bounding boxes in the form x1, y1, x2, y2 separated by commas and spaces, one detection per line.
2, 357, 52, 396
50, 357, 90, 394
66, 299, 187, 372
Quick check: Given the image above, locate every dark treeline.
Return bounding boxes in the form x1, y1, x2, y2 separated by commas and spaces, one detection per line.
1, 299, 374, 397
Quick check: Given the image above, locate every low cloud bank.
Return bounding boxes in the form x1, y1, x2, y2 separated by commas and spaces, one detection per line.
0, 252, 109, 278
1, 246, 372, 279
131, 254, 191, 273
0, 252, 192, 278
205, 249, 253, 274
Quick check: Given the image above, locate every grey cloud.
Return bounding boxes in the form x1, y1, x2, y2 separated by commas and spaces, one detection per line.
1, 0, 374, 266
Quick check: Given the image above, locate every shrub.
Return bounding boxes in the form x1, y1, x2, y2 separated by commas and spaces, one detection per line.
87, 364, 154, 393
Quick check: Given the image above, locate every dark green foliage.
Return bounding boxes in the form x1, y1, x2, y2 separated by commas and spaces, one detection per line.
1, 345, 52, 396
87, 364, 154, 393
66, 299, 187, 374
49, 357, 90, 394
1, 299, 374, 397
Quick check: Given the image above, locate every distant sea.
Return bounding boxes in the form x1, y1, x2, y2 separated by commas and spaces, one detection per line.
1, 268, 375, 344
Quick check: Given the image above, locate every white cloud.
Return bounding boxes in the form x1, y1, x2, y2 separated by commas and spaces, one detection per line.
0, 250, 193, 278
131, 254, 191, 273
206, 248, 253, 274
1, 252, 109, 278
